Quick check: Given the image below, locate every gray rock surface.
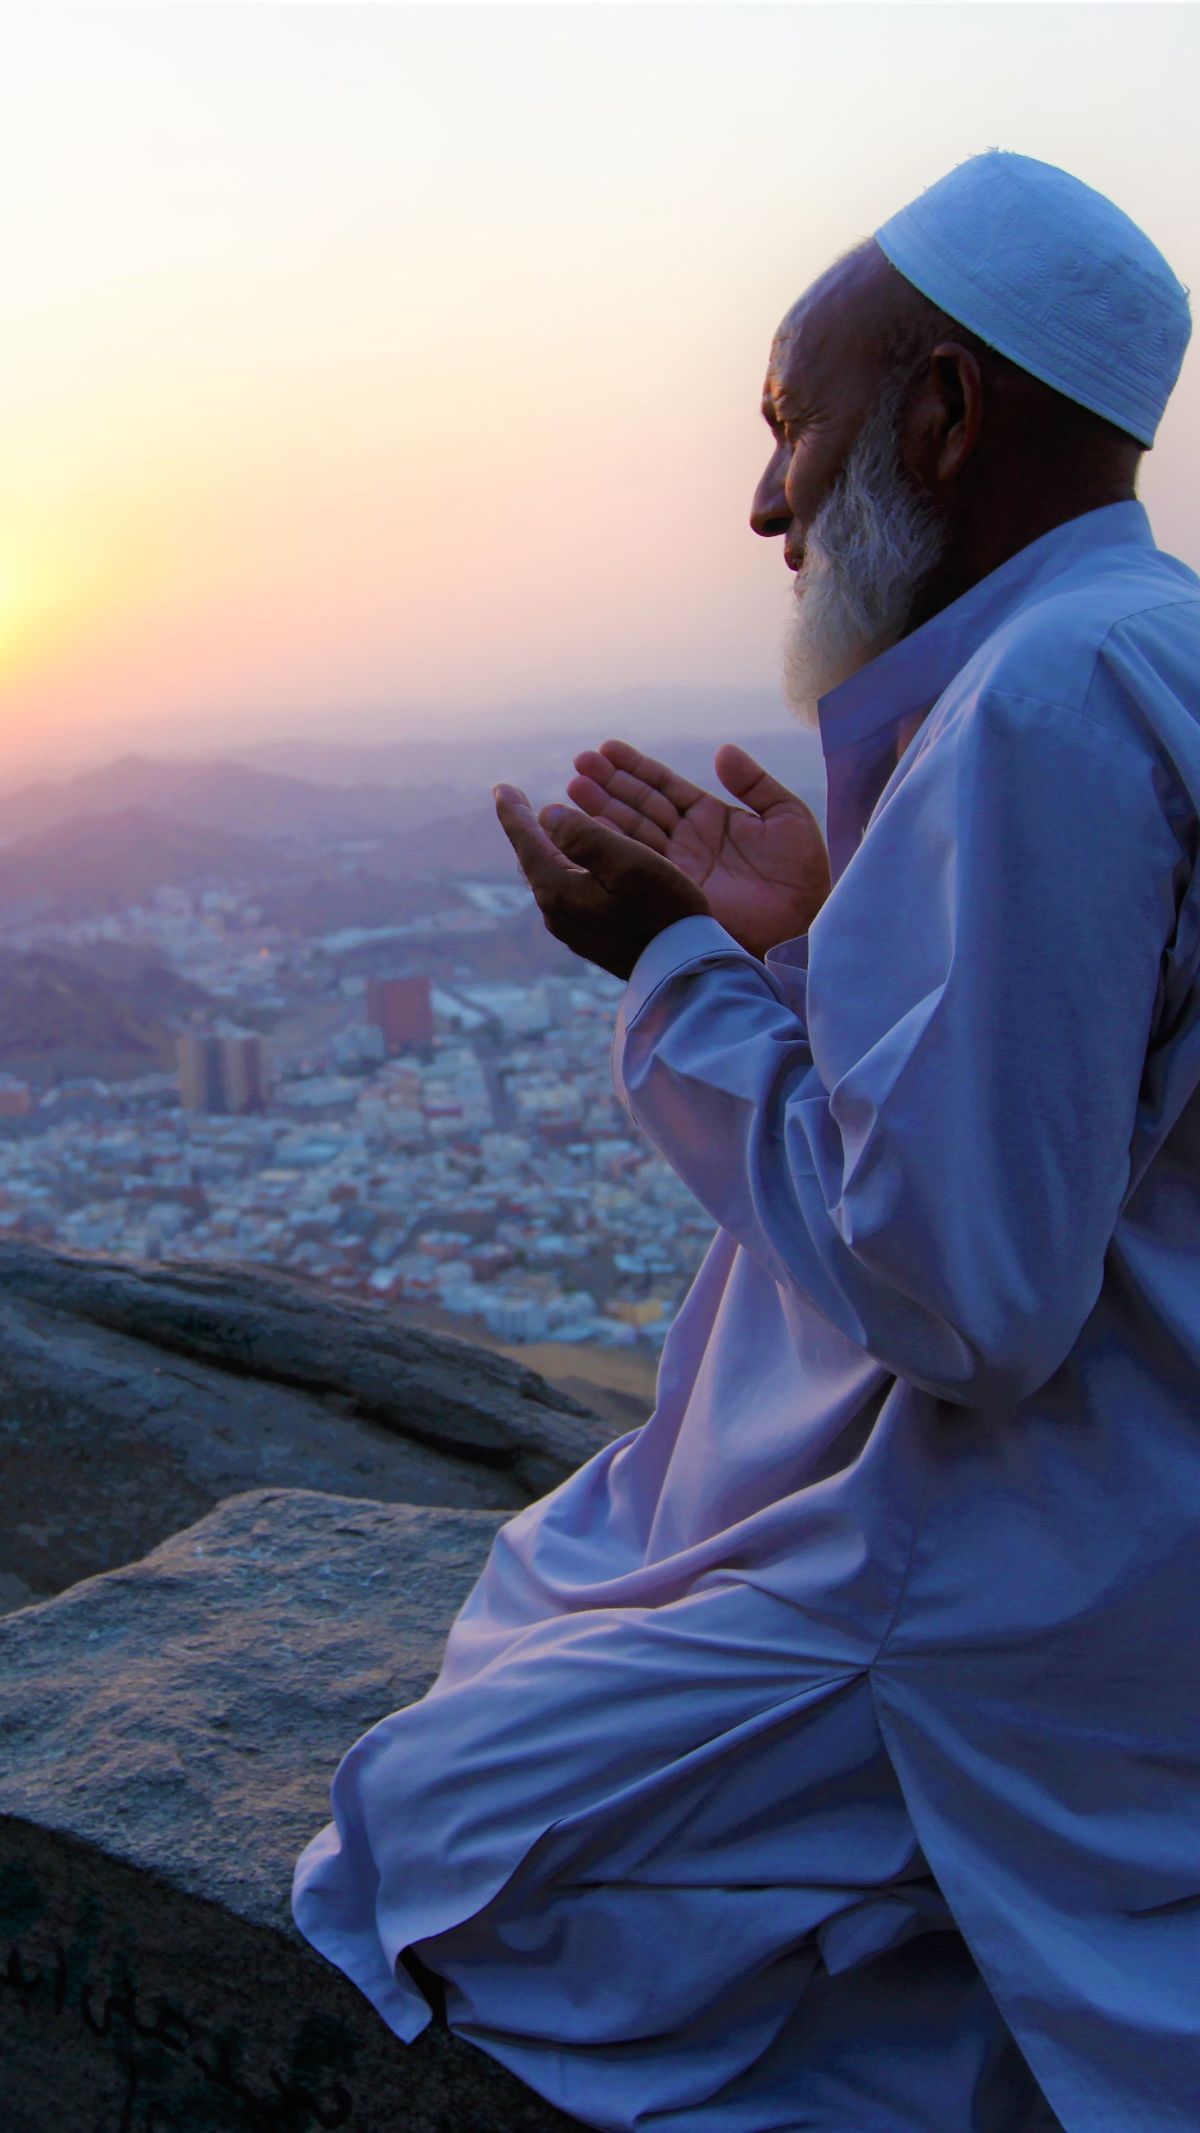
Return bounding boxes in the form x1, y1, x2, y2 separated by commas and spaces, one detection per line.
0, 1487, 583, 2132
0, 1243, 617, 1609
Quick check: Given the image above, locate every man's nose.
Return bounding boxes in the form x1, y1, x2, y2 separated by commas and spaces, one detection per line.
750, 451, 791, 540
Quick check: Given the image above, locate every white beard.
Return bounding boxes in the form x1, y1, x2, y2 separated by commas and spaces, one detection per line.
782, 383, 946, 731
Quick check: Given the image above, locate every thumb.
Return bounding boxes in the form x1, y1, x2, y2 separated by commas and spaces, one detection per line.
542, 804, 640, 887
542, 804, 673, 894
714, 743, 806, 818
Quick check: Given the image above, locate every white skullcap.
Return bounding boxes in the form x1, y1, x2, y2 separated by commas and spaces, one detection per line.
873, 150, 1190, 447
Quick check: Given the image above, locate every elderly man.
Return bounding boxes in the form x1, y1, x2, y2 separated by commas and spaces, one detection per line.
294, 154, 1200, 2132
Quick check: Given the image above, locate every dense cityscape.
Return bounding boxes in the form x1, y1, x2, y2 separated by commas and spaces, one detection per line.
0, 762, 722, 1374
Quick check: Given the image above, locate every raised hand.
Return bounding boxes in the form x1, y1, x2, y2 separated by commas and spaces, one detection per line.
562, 738, 830, 960
494, 784, 710, 980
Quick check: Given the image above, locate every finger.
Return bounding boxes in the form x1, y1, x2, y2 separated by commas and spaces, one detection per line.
575, 755, 682, 827
494, 784, 579, 897
571, 750, 679, 836
572, 748, 624, 785
595, 738, 706, 816
594, 765, 680, 834
542, 804, 673, 895
562, 776, 672, 855
714, 743, 807, 818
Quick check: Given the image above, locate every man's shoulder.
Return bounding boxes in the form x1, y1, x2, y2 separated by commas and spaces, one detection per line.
942, 541, 1200, 764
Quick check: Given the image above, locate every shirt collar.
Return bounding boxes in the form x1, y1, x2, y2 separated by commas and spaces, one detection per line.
815, 499, 1157, 758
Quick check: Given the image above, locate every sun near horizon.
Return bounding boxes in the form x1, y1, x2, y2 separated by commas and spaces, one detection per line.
1, 4, 1197, 781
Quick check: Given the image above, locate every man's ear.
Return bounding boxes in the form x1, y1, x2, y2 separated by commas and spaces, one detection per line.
928, 343, 985, 483
901, 343, 985, 494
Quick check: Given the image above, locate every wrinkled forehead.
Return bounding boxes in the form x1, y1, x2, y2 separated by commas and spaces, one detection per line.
763, 245, 895, 412
763, 302, 835, 407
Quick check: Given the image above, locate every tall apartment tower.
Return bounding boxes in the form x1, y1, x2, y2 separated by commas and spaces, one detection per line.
221, 1030, 267, 1112
178, 1028, 267, 1114
366, 974, 434, 1056
177, 1034, 224, 1114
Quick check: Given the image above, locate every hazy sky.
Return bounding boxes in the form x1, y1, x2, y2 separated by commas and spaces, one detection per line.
1, 3, 1198, 770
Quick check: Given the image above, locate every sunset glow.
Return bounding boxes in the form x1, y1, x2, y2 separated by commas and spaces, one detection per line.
1, 4, 1197, 776
0, 561, 42, 672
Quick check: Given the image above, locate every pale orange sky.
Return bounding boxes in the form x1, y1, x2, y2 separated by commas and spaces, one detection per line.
1, 3, 1198, 773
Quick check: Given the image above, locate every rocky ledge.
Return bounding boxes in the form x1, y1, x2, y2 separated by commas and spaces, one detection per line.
0, 1242, 615, 1612
0, 1488, 584, 2133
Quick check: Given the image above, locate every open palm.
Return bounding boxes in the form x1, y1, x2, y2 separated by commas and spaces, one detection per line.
561, 738, 831, 960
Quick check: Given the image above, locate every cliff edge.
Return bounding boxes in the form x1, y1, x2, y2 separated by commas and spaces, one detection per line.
0, 1246, 634, 2128
0, 1488, 583, 2130
0, 1242, 614, 1612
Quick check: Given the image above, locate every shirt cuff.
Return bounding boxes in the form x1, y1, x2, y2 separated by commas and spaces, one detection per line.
622, 914, 754, 1026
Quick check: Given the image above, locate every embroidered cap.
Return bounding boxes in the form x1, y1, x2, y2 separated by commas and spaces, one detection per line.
873, 150, 1190, 447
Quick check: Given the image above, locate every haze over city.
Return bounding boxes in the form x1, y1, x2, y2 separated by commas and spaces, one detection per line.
1, 3, 1197, 785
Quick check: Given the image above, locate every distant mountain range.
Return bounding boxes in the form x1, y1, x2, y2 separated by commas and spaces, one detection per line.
0, 755, 460, 848
0, 718, 825, 837
0, 726, 828, 924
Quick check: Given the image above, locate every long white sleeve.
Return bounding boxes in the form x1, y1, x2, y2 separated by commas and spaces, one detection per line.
615, 687, 1184, 1408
